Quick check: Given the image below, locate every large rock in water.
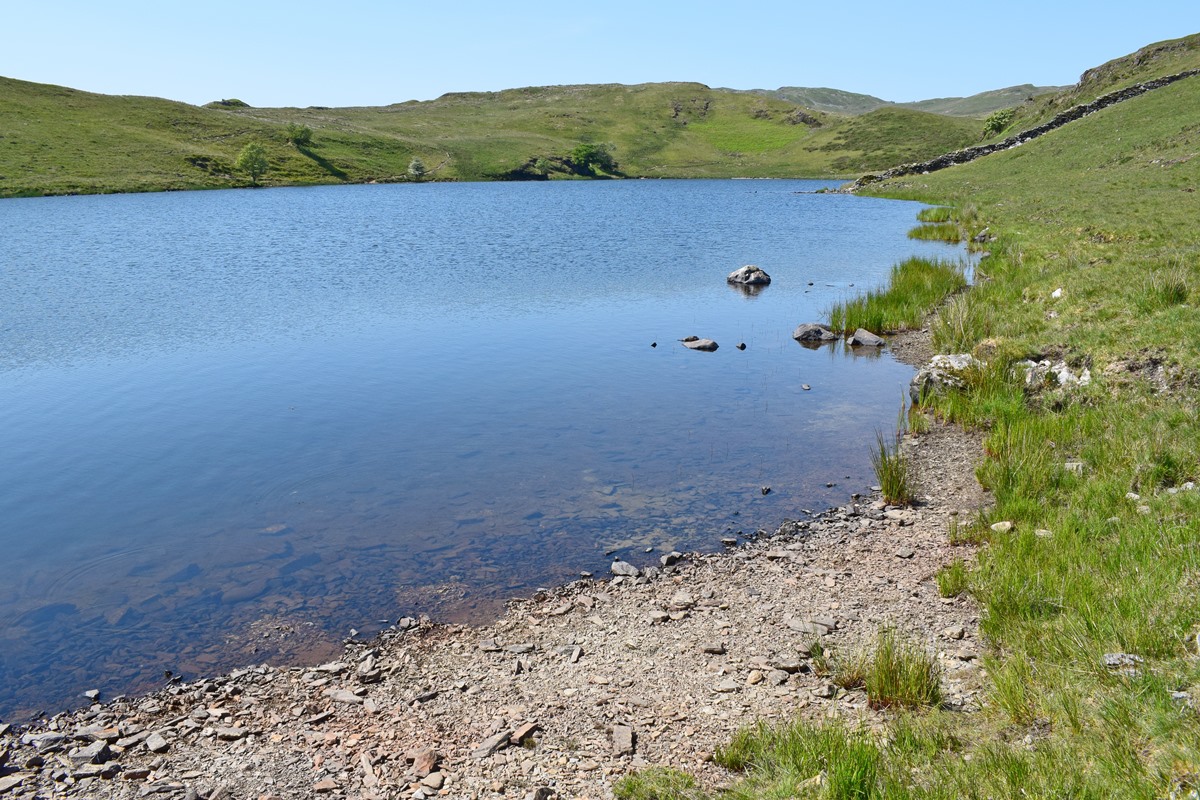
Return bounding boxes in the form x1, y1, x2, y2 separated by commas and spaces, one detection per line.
727, 265, 772, 286
792, 323, 839, 343
910, 354, 982, 402
681, 336, 719, 352
848, 328, 885, 347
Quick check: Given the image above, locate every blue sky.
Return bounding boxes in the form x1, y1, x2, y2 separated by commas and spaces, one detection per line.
4, 2, 1195, 107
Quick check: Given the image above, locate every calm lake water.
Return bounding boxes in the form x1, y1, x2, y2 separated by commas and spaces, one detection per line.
0, 179, 963, 720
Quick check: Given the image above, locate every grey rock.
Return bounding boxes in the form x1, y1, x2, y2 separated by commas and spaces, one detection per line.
325, 688, 365, 705
713, 679, 740, 693
612, 725, 636, 757
727, 265, 772, 286
144, 732, 170, 753
421, 772, 446, 790
215, 727, 246, 741
1103, 653, 1144, 669
769, 659, 804, 674
786, 618, 830, 636
668, 591, 695, 610
792, 323, 838, 343
505, 643, 536, 654
895, 546, 915, 559
412, 748, 441, 778
479, 638, 502, 652
611, 560, 640, 577
660, 551, 683, 567
848, 328, 885, 347
811, 683, 837, 699
701, 643, 727, 655
990, 521, 1014, 533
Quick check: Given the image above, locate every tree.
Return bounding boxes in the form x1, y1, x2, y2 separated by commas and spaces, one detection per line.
408, 157, 427, 180
285, 123, 313, 148
568, 143, 618, 176
235, 142, 268, 185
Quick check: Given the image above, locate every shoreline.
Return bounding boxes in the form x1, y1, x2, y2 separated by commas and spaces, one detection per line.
0, 330, 987, 800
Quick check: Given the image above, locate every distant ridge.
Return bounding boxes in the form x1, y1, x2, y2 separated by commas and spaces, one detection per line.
721, 84, 1068, 118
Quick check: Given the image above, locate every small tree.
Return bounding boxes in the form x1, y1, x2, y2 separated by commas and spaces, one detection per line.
982, 107, 1016, 139
568, 143, 618, 176
408, 157, 427, 180
235, 142, 268, 185
285, 123, 313, 148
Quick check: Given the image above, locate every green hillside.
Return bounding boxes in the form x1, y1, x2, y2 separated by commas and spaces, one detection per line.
0, 78, 980, 197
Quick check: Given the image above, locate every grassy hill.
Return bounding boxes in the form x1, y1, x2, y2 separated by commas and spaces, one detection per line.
0, 78, 981, 197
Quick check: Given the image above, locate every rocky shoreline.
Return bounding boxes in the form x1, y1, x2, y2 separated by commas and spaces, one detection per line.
0, 335, 988, 800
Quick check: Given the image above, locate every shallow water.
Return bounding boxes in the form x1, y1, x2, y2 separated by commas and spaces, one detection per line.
0, 179, 962, 720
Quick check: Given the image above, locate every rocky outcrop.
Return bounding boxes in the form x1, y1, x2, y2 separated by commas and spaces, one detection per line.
852, 70, 1200, 189
910, 354, 983, 403
726, 265, 772, 286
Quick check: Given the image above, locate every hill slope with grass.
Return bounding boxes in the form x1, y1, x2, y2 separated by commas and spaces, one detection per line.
613, 34, 1200, 799
0, 77, 981, 197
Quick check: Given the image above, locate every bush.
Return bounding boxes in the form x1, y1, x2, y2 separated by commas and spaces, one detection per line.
982, 107, 1016, 138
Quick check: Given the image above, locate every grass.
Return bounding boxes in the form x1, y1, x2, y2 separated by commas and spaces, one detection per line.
827, 257, 967, 334
907, 222, 962, 243
935, 560, 969, 597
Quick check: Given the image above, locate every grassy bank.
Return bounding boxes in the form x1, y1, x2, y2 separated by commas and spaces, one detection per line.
616, 34, 1200, 800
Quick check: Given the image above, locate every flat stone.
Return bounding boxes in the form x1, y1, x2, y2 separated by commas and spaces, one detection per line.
786, 618, 830, 636
412, 748, 441, 778
612, 725, 636, 756
478, 638, 502, 652
505, 643, 535, 654
713, 679, 740, 693
421, 772, 446, 790
472, 731, 511, 759
0, 774, 30, 793
769, 659, 804, 674
511, 722, 540, 745
811, 683, 837, 699
325, 688, 365, 704
660, 551, 683, 567
681, 337, 719, 352
144, 732, 170, 754
990, 521, 1014, 533
668, 591, 695, 610
71, 740, 111, 766
313, 778, 339, 793
701, 642, 726, 655
895, 546, 915, 559
944, 626, 965, 640
215, 727, 246, 741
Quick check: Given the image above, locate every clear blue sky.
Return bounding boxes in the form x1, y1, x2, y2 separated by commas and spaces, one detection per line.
4, 1, 1196, 107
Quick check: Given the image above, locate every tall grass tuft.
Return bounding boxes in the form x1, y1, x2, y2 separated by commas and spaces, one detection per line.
932, 292, 994, 353
1135, 268, 1191, 312
870, 429, 912, 506
936, 559, 969, 597
917, 206, 954, 223
909, 222, 963, 243
828, 257, 967, 334
864, 628, 944, 710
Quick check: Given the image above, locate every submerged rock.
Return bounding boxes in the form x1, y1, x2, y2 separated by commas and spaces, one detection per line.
847, 328, 885, 347
726, 265, 771, 286
680, 336, 718, 352
791, 323, 838, 343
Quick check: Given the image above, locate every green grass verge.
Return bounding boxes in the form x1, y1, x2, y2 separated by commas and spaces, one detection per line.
827, 257, 967, 334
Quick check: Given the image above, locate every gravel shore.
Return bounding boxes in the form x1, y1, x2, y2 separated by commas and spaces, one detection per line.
0, 335, 988, 800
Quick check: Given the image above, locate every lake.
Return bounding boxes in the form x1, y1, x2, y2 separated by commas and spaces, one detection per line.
0, 179, 963, 720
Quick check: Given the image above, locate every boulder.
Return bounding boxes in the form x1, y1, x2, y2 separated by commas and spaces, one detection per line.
910, 354, 982, 402
847, 328, 885, 347
792, 323, 838, 343
680, 336, 719, 352
726, 265, 771, 286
